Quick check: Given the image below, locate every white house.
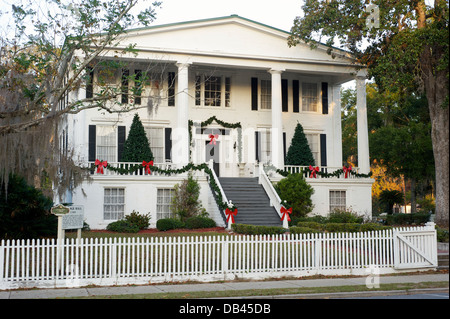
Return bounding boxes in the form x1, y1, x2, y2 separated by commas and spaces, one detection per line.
61, 15, 374, 229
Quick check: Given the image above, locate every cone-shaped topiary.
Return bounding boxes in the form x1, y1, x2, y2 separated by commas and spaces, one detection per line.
121, 113, 154, 162
285, 122, 315, 166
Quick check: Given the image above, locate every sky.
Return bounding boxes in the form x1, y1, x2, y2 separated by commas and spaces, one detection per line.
144, 0, 303, 32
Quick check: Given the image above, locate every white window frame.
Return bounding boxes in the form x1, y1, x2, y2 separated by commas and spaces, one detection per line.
195, 74, 232, 108
260, 79, 272, 110
103, 187, 125, 220
96, 125, 117, 162
145, 126, 165, 163
301, 82, 320, 113
157, 188, 175, 220
329, 190, 347, 213
304, 132, 320, 166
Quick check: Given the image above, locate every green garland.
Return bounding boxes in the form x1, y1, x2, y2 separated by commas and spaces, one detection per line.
93, 162, 231, 211
270, 166, 372, 179
188, 116, 243, 162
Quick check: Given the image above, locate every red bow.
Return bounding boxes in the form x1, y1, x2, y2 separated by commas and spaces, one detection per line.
95, 159, 107, 174
225, 208, 237, 224
209, 134, 218, 145
280, 206, 292, 222
309, 165, 319, 178
343, 165, 352, 178
142, 160, 154, 174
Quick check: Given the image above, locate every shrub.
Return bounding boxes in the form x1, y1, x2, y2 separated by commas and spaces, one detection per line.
171, 173, 203, 221
124, 210, 151, 230
296, 221, 324, 230
231, 224, 286, 235
106, 220, 140, 233
289, 226, 321, 234
359, 223, 392, 232
385, 213, 430, 225
185, 216, 216, 229
156, 218, 185, 231
324, 223, 361, 233
328, 209, 364, 224
436, 227, 449, 243
275, 173, 314, 218
0, 174, 56, 239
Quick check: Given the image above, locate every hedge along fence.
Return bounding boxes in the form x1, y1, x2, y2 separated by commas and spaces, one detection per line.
0, 224, 438, 290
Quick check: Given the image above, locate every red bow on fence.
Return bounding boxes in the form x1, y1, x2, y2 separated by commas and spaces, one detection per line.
209, 134, 219, 145
142, 160, 154, 174
225, 208, 237, 224
309, 165, 319, 178
280, 206, 292, 222
95, 159, 108, 174
343, 165, 352, 178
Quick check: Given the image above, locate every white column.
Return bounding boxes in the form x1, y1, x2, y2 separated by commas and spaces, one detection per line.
269, 69, 285, 169
331, 84, 343, 167
356, 71, 370, 174
173, 62, 191, 166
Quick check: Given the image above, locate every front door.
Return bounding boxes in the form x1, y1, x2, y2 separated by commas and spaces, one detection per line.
205, 140, 220, 176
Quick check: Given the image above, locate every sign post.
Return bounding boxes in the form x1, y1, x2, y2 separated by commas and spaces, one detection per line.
63, 206, 85, 240
51, 204, 70, 242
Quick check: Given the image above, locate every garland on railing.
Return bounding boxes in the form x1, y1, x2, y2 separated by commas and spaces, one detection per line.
92, 160, 232, 211
188, 116, 243, 162
271, 165, 372, 178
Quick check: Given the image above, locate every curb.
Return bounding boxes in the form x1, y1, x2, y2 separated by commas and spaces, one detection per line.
216, 288, 449, 299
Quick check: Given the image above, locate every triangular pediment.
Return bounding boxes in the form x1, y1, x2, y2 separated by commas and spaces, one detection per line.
116, 15, 355, 65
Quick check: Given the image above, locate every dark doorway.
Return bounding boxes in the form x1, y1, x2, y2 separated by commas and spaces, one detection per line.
205, 140, 220, 176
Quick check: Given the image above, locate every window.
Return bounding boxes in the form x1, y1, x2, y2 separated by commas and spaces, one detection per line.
104, 188, 125, 220
330, 190, 346, 212
261, 80, 271, 110
302, 82, 318, 112
259, 129, 271, 164
205, 76, 221, 106
195, 74, 231, 107
157, 188, 174, 220
96, 126, 116, 162
145, 127, 164, 163
305, 133, 319, 165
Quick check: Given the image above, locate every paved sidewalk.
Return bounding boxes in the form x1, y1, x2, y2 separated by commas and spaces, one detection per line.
0, 273, 448, 299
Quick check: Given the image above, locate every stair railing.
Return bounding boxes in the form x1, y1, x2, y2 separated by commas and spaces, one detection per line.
257, 165, 285, 227
207, 160, 229, 228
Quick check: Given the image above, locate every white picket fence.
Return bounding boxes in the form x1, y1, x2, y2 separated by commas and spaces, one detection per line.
0, 224, 438, 290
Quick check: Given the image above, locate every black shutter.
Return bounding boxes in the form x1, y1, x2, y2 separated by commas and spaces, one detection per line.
282, 79, 288, 112
121, 69, 129, 104
86, 67, 94, 99
117, 126, 126, 162
283, 132, 287, 161
134, 70, 142, 105
320, 134, 327, 166
251, 77, 258, 110
322, 82, 329, 115
88, 125, 96, 161
255, 131, 261, 162
165, 128, 172, 161
168, 72, 175, 106
293, 80, 299, 113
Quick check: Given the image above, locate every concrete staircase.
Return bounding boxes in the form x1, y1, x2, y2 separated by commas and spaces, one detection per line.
218, 177, 282, 227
